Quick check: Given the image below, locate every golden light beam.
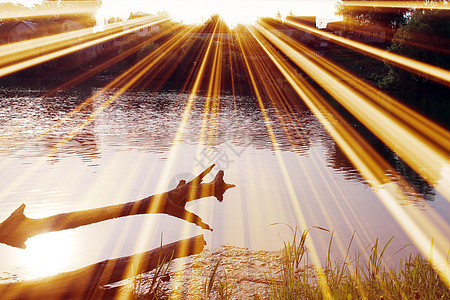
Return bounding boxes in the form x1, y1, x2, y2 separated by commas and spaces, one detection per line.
226, 27, 238, 115
276, 23, 450, 155
42, 25, 182, 97
199, 32, 221, 146
207, 31, 223, 146
1, 6, 448, 295
0, 26, 178, 161
284, 19, 450, 87
0, 24, 190, 176
0, 15, 169, 78
252, 24, 450, 287
193, 19, 223, 258
49, 24, 200, 172
236, 27, 333, 299
341, 1, 450, 10
24, 25, 211, 297
0, 26, 207, 296
248, 53, 372, 257
255, 67, 375, 253
152, 31, 218, 183
246, 25, 392, 267
257, 23, 450, 202
0, 15, 152, 65
0, 25, 197, 206
0, 5, 100, 20
116, 26, 221, 297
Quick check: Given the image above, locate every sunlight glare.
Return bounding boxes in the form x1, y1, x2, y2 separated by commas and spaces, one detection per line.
98, 0, 339, 27
2, 0, 450, 295
21, 233, 77, 279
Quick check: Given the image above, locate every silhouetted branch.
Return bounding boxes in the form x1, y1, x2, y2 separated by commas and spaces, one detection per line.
0, 234, 206, 299
0, 164, 235, 248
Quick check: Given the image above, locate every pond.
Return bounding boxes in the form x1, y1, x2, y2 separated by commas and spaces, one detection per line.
0, 86, 448, 281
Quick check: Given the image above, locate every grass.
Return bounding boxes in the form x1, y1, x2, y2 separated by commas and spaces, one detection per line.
204, 258, 221, 298
267, 225, 449, 299
129, 227, 449, 299
131, 240, 174, 300
204, 257, 236, 299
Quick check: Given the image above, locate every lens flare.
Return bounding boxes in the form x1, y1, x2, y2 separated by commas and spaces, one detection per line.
0, 0, 449, 297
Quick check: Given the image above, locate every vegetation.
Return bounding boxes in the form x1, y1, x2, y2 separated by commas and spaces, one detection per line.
1, 2, 448, 299
131, 246, 174, 299
379, 9, 450, 92
337, 0, 409, 29
267, 227, 449, 299
0, 0, 101, 32
128, 226, 449, 299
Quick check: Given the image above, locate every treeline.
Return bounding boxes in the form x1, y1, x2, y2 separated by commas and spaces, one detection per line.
336, 3, 450, 127
336, 2, 450, 91
1, 2, 449, 115
0, 0, 101, 40
109, 23, 256, 92
0, 14, 261, 93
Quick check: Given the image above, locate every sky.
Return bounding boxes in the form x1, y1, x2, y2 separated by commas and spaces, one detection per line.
9, 0, 341, 27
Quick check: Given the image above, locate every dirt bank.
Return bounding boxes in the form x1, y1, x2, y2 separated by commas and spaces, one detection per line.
103, 245, 290, 299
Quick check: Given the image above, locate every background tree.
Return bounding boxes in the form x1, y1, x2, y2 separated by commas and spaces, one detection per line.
379, 8, 450, 91
43, 0, 102, 27
276, 11, 282, 20
137, 42, 159, 61
336, 0, 416, 29
0, 2, 32, 20
202, 14, 230, 33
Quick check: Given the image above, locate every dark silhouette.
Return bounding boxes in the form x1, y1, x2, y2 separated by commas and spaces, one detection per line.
0, 164, 235, 248
0, 235, 206, 299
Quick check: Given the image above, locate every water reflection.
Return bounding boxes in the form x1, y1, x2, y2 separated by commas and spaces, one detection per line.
0, 88, 100, 162
21, 232, 77, 279
325, 141, 365, 182
0, 87, 442, 202
0, 87, 447, 280
69, 90, 314, 157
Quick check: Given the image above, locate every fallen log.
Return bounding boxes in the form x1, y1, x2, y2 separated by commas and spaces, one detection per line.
0, 234, 206, 300
0, 164, 235, 248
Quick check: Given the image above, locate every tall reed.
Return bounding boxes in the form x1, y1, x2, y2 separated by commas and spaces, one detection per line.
267, 226, 449, 299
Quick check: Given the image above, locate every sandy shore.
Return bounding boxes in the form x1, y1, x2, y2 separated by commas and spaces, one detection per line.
104, 245, 292, 299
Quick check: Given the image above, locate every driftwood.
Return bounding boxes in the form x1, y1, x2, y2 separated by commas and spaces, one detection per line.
0, 234, 206, 300
0, 164, 235, 248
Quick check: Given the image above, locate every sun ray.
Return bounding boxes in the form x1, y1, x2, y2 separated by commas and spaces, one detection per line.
235, 27, 334, 298
342, 1, 450, 11
284, 19, 450, 87
250, 21, 450, 286
257, 21, 450, 201
111, 25, 223, 296
0, 15, 169, 78
1, 0, 449, 296
244, 52, 368, 258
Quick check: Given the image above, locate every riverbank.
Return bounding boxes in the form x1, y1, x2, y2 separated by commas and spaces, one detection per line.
105, 242, 449, 299
103, 245, 287, 299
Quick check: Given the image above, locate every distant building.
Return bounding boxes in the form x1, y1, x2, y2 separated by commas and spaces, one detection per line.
123, 12, 160, 37
0, 20, 37, 43
56, 19, 103, 64
325, 21, 345, 36
286, 16, 316, 28
60, 19, 86, 32
285, 16, 317, 43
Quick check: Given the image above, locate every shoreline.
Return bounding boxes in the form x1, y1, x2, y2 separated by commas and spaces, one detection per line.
1, 241, 448, 299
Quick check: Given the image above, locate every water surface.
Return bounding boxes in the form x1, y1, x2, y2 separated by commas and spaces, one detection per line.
0, 87, 448, 280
